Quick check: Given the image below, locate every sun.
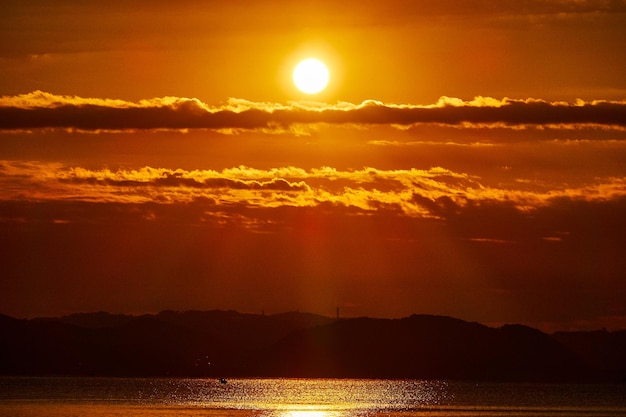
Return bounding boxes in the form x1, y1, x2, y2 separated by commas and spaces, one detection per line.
293, 58, 329, 94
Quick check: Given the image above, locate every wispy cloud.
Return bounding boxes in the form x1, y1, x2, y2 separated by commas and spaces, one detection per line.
2, 92, 625, 132
2, 161, 625, 224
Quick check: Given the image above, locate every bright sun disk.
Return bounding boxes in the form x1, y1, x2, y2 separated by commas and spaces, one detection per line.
293, 58, 329, 94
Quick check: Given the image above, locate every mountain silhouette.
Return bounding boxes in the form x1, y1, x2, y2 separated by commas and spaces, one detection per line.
260, 316, 584, 381
1, 311, 624, 381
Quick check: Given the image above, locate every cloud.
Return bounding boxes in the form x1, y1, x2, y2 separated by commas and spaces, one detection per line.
2, 157, 624, 326
1, 92, 625, 132
2, 161, 625, 225
426, 0, 626, 16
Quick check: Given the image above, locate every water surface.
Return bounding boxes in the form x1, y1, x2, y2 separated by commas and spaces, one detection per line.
1, 377, 625, 416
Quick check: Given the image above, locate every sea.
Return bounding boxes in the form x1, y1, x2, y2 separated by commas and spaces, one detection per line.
1, 377, 625, 417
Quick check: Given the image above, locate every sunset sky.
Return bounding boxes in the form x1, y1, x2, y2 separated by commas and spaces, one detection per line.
1, 0, 625, 331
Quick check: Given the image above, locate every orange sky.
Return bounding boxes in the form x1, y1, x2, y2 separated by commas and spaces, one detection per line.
1, 0, 626, 331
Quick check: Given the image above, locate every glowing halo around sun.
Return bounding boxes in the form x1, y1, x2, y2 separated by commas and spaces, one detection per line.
292, 58, 329, 94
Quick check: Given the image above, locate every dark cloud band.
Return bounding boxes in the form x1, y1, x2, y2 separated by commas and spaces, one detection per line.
1, 93, 625, 131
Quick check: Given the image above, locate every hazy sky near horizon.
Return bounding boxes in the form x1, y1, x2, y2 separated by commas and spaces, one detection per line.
1, 0, 625, 331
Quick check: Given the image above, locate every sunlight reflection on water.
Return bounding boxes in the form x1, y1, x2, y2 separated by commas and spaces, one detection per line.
282, 411, 333, 417
2, 377, 626, 416
194, 378, 449, 413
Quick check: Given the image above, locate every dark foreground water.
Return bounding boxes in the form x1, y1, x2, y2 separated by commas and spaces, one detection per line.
1, 377, 625, 416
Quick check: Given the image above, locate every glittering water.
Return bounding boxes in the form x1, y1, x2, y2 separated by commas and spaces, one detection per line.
1, 377, 626, 416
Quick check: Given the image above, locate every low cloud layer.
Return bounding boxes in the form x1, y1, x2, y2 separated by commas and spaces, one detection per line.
2, 161, 624, 224
2, 159, 624, 327
2, 92, 625, 132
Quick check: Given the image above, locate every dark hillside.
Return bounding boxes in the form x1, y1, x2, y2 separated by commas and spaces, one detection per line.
1, 310, 622, 381
260, 315, 584, 381
553, 330, 626, 382
0, 310, 331, 377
